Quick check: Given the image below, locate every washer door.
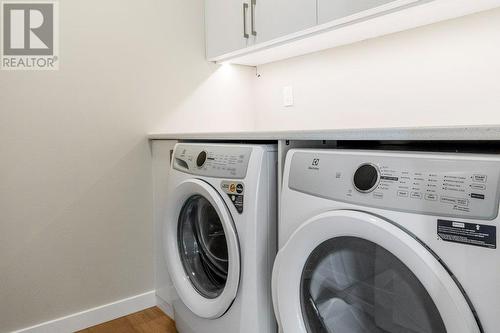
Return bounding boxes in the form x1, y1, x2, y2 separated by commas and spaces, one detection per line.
273, 210, 481, 333
165, 179, 240, 319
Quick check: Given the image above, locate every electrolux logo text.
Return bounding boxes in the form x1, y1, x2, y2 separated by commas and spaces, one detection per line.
1, 0, 59, 70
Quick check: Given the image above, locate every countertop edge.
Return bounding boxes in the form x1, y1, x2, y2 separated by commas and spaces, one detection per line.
148, 125, 500, 141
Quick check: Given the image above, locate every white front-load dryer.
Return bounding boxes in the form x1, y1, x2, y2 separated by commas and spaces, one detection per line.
165, 143, 277, 333
274, 148, 500, 333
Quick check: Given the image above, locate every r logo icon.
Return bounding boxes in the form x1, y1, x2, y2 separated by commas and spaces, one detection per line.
3, 3, 53, 55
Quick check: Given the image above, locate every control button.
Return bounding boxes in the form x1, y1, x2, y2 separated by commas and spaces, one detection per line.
410, 192, 422, 199
425, 193, 438, 201
397, 190, 409, 197
373, 192, 384, 199
196, 151, 207, 168
440, 196, 457, 204
353, 164, 380, 193
456, 198, 469, 206
473, 174, 487, 183
471, 184, 486, 190
471, 193, 485, 200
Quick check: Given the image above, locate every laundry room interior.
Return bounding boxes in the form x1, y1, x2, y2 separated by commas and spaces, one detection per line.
1, 0, 500, 333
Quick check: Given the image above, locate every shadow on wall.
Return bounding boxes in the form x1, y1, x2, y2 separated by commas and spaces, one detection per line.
0, 139, 154, 332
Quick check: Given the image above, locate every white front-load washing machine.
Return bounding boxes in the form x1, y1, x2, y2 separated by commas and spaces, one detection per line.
273, 148, 500, 333
164, 143, 277, 333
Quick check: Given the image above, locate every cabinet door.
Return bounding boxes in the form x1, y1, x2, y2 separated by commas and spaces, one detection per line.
205, 0, 249, 59
318, 0, 411, 24
254, 0, 317, 44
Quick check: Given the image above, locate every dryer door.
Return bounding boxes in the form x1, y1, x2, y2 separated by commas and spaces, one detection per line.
165, 179, 240, 319
272, 210, 481, 333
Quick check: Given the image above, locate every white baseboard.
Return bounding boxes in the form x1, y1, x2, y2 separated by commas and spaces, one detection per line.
11, 291, 157, 333
156, 296, 174, 319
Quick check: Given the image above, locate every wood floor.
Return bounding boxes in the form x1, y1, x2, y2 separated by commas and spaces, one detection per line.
76, 307, 177, 333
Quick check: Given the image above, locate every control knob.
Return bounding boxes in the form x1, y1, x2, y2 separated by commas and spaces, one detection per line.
353, 163, 380, 193
196, 151, 207, 168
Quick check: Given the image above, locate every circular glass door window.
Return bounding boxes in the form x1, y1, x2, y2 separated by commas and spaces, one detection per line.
301, 237, 447, 333
178, 195, 229, 299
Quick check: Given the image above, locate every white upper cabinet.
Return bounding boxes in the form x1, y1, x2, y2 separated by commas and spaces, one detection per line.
205, 0, 500, 65
318, 0, 418, 24
253, 0, 317, 44
205, 0, 249, 59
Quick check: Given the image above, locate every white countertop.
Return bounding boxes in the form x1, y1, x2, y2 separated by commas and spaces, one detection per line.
148, 125, 500, 141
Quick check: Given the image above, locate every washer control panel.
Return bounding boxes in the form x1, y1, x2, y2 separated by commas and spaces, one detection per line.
173, 144, 252, 179
289, 150, 500, 220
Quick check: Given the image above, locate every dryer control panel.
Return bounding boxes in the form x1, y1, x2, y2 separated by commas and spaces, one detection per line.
289, 150, 500, 220
173, 143, 252, 179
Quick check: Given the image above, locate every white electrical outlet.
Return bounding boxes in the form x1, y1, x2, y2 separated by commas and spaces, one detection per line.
283, 86, 293, 107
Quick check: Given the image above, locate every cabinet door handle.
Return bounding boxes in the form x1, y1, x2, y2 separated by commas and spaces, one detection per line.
251, 0, 257, 36
243, 3, 249, 39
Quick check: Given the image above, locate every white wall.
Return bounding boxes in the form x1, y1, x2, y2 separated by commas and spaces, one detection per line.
254, 7, 500, 130
0, 0, 253, 332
